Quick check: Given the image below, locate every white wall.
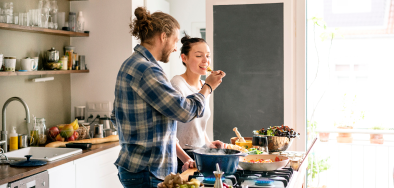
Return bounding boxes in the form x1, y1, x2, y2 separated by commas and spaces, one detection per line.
145, 0, 172, 77
168, 0, 206, 80
69, 1, 133, 120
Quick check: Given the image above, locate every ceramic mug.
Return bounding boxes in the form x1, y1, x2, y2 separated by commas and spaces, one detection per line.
31, 57, 38, 71
21, 58, 36, 71
4, 57, 16, 72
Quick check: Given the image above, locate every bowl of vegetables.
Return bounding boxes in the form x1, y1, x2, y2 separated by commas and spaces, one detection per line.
256, 125, 300, 152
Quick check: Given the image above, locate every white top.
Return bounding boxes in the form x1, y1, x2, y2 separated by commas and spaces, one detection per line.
170, 75, 211, 149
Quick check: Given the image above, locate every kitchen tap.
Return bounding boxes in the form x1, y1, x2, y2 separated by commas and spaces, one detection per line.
1, 97, 30, 153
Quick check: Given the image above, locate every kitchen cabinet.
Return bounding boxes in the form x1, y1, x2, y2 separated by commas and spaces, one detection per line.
46, 145, 121, 188
47, 161, 76, 188
0, 183, 6, 188
74, 145, 122, 188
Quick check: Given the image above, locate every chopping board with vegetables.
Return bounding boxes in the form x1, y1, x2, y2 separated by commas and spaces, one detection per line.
157, 172, 203, 188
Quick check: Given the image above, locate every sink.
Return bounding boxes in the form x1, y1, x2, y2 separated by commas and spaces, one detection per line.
4, 147, 82, 162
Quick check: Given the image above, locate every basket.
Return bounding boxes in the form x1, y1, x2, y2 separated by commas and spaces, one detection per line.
47, 124, 90, 141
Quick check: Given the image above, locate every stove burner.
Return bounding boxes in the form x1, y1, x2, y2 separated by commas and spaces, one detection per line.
189, 168, 293, 188
255, 178, 274, 186
202, 176, 223, 184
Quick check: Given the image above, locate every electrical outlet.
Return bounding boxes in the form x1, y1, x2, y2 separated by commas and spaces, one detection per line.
86, 101, 112, 124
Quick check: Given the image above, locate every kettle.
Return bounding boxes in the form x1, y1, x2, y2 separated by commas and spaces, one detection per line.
45, 47, 60, 62
99, 117, 115, 130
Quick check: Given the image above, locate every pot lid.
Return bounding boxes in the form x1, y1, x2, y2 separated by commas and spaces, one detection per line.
10, 155, 47, 167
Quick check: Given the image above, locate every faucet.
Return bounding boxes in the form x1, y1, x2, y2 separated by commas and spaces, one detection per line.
1, 97, 30, 153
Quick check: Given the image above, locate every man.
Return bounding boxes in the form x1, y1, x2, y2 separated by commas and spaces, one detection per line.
112, 7, 226, 188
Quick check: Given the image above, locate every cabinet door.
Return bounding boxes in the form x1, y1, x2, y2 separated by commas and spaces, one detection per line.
47, 161, 76, 188
74, 146, 122, 188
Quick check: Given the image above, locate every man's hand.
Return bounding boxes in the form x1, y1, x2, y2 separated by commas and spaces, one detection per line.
208, 140, 226, 149
181, 159, 195, 172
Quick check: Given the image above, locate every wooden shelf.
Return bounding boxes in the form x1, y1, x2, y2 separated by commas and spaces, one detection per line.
0, 70, 89, 76
0, 23, 89, 37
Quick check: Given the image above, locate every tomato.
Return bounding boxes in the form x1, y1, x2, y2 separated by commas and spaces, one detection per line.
275, 156, 280, 162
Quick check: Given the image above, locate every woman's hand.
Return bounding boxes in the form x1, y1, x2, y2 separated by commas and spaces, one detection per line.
205, 70, 226, 91
181, 158, 195, 172
208, 140, 226, 149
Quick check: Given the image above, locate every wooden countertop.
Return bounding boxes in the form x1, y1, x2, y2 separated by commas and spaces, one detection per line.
0, 141, 120, 185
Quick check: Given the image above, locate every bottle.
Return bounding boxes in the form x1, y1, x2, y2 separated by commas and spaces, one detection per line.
68, 12, 76, 32
76, 11, 84, 33
9, 126, 18, 151
37, 118, 47, 145
30, 116, 39, 146
60, 56, 68, 70
66, 50, 73, 70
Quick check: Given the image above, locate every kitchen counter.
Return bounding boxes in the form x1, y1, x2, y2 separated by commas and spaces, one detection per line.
0, 141, 120, 185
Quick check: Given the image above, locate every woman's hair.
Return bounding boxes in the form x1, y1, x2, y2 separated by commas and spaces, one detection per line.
130, 7, 180, 44
180, 33, 207, 66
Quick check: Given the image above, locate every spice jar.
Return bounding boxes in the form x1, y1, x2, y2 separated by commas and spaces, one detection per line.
60, 56, 68, 70
290, 157, 302, 170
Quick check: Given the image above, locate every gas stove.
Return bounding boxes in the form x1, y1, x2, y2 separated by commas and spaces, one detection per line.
188, 167, 295, 188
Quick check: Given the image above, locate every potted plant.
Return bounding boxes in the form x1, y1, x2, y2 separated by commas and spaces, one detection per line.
336, 125, 353, 143
370, 126, 385, 144
307, 154, 330, 188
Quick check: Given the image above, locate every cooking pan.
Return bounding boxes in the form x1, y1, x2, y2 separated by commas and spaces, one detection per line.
238, 154, 289, 171
193, 148, 247, 177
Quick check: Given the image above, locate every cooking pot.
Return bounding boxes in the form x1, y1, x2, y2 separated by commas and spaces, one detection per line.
193, 148, 247, 177
104, 128, 117, 137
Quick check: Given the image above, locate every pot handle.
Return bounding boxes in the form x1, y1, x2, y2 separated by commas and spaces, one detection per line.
235, 152, 248, 157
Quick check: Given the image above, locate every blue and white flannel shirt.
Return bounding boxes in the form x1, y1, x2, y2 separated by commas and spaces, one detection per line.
112, 44, 206, 180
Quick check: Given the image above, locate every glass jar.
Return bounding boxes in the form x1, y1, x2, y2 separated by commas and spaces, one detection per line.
66, 49, 73, 70
37, 118, 47, 144
68, 12, 76, 32
29, 128, 39, 146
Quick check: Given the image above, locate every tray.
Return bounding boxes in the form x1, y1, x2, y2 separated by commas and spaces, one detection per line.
65, 143, 92, 150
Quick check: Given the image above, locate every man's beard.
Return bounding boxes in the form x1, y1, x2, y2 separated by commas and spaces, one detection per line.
160, 42, 172, 63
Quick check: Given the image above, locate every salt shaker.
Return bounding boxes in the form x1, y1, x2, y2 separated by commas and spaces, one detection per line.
214, 163, 224, 188
213, 171, 224, 188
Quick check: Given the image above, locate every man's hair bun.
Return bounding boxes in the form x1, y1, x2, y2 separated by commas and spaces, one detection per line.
130, 7, 180, 44
134, 7, 150, 21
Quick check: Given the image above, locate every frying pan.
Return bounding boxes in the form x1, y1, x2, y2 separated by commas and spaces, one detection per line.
238, 154, 289, 171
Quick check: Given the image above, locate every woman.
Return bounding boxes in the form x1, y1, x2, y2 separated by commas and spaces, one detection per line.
170, 34, 225, 173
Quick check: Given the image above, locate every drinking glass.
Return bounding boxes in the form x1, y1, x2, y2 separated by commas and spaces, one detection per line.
13, 14, 18, 25
23, 13, 27, 26
50, 0, 58, 24
19, 12, 23, 25
42, 0, 50, 28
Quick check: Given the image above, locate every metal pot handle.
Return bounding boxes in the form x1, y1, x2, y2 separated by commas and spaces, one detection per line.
234, 152, 248, 157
